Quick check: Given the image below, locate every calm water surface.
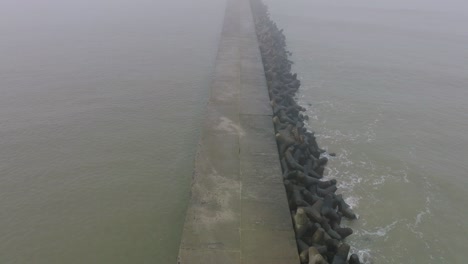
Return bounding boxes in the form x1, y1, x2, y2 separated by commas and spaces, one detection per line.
0, 0, 226, 263
266, 0, 468, 263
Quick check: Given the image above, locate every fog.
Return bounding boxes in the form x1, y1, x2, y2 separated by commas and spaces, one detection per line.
1, 0, 467, 263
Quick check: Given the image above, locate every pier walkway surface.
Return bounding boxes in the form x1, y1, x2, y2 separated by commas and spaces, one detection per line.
177, 0, 299, 263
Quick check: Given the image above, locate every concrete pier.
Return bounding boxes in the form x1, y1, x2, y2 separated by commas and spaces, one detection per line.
177, 0, 299, 263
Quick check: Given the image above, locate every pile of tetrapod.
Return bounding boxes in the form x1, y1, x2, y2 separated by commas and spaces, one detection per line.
250, 0, 362, 263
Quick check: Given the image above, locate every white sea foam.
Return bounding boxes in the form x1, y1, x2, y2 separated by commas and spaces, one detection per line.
345, 196, 360, 209
336, 173, 362, 190
357, 248, 373, 264
406, 196, 432, 238
350, 246, 373, 264
415, 206, 430, 226
371, 175, 387, 186
361, 220, 399, 237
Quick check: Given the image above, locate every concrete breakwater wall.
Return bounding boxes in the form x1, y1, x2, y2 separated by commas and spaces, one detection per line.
177, 0, 300, 263
250, 0, 362, 263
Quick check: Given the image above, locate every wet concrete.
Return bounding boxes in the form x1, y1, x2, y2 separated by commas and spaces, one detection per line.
177, 0, 299, 263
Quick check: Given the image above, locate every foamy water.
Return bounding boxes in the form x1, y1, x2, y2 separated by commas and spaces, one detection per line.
266, 0, 468, 262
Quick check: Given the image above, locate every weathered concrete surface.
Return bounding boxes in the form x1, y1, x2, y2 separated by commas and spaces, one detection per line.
177, 0, 299, 263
